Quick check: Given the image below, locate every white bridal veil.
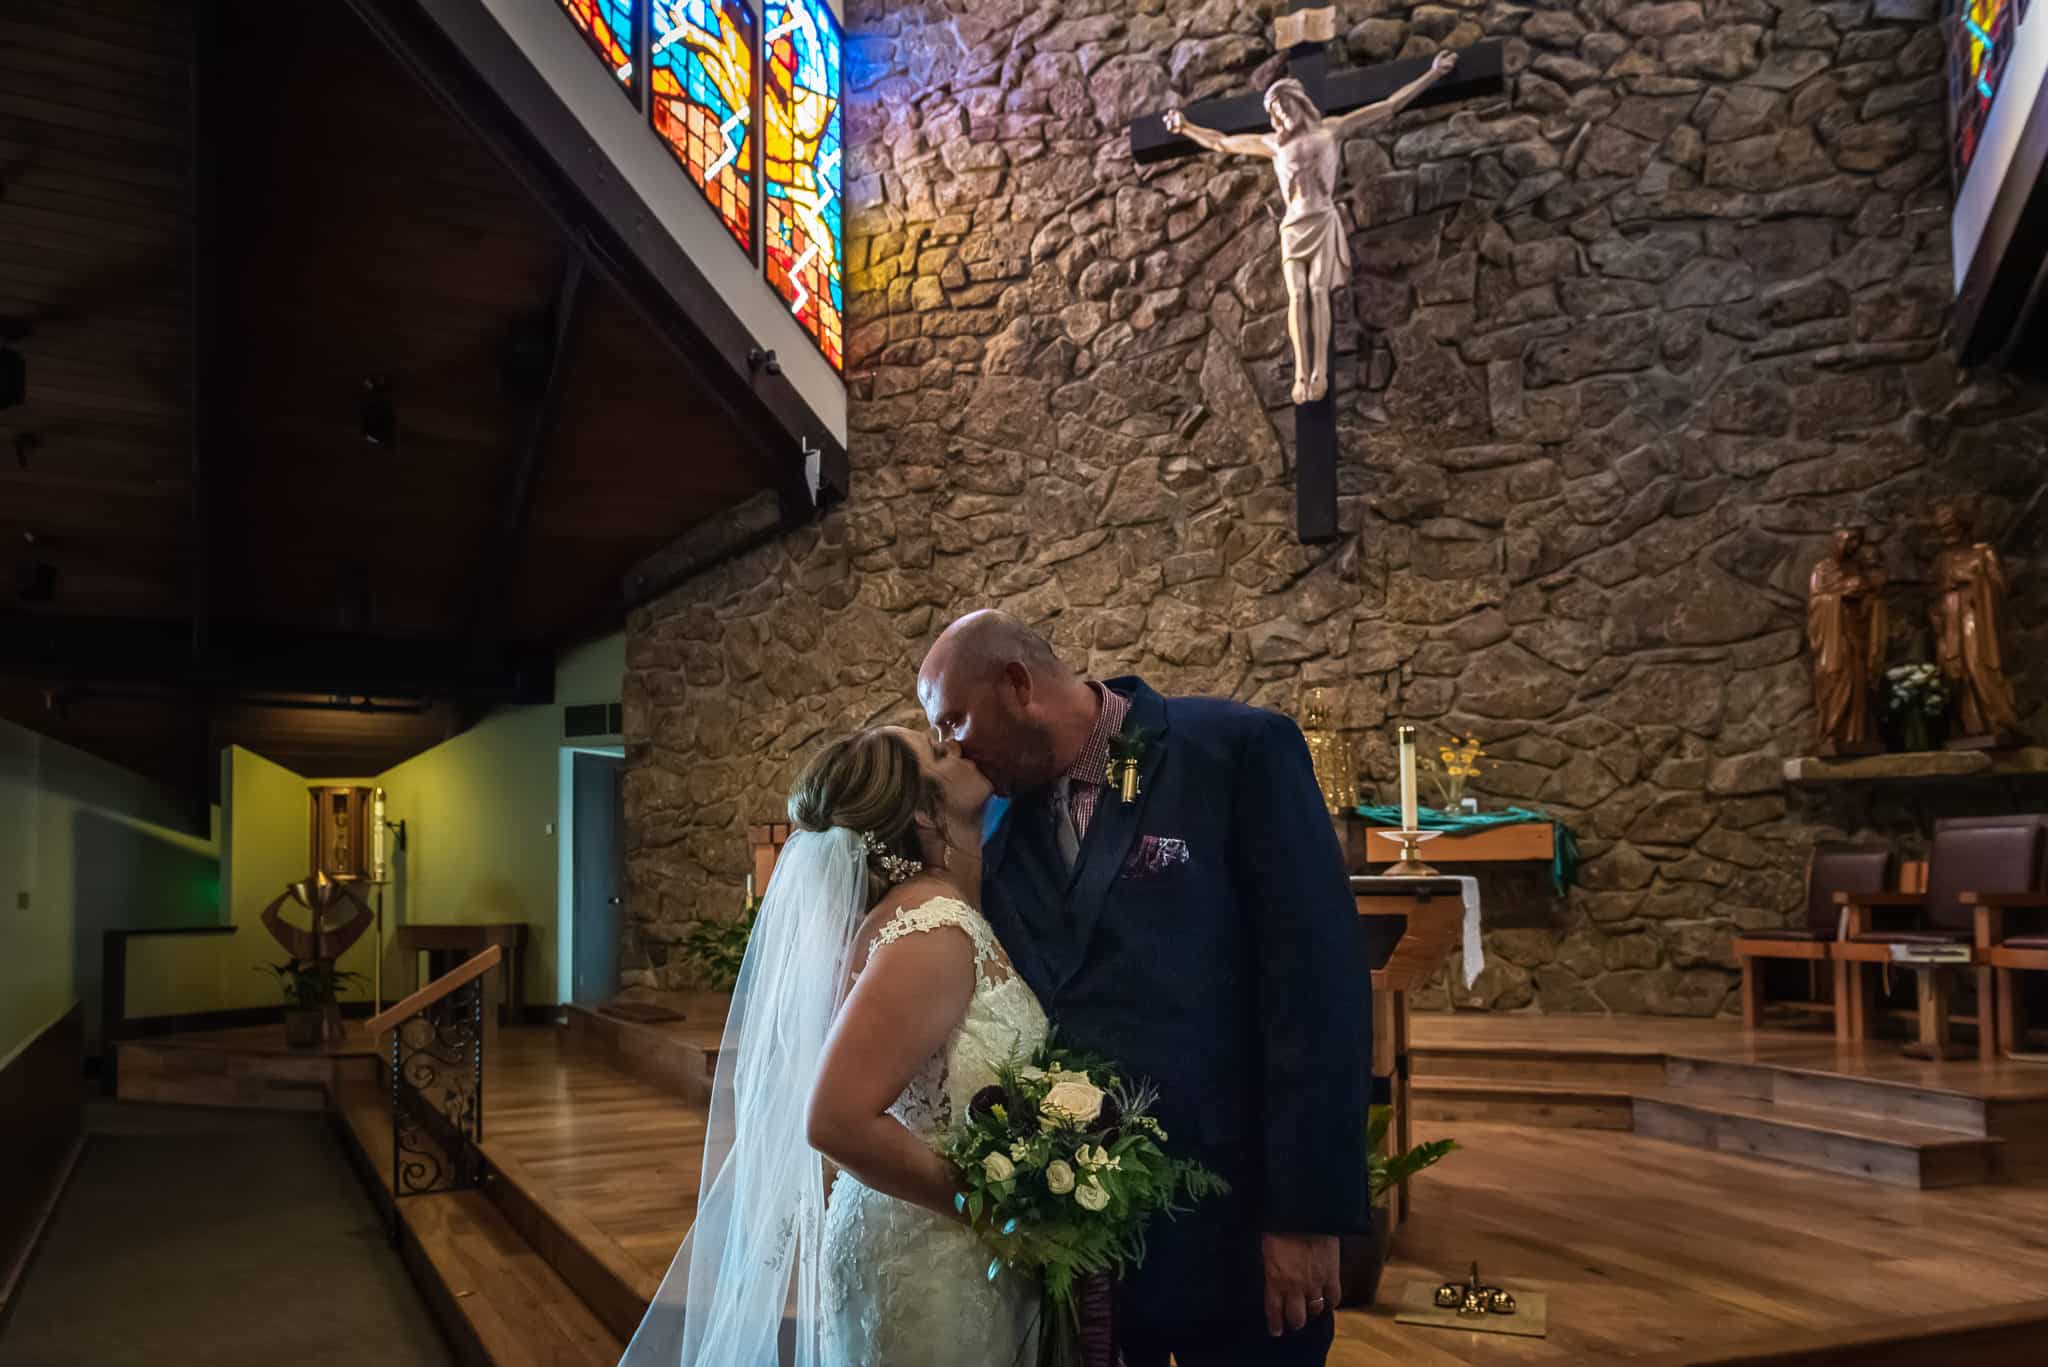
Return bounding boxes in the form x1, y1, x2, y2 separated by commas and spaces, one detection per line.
618, 826, 868, 1367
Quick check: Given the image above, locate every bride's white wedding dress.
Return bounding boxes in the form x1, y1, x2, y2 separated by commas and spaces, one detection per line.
822, 895, 1048, 1366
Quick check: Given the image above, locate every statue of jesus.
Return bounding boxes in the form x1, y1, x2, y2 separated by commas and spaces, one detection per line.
1165, 50, 1459, 405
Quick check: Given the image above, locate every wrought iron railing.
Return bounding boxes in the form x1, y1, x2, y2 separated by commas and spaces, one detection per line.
364, 944, 501, 1208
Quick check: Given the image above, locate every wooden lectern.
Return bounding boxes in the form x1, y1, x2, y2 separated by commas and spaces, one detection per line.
1354, 876, 1467, 1224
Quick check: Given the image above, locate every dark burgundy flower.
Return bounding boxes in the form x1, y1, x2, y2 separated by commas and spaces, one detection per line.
970, 1085, 1007, 1119
1096, 1094, 1122, 1132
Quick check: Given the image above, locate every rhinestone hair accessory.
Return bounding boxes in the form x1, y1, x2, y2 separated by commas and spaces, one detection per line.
861, 829, 924, 885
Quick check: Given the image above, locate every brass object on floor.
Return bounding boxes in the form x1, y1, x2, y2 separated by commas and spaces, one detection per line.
1434, 1260, 1517, 1318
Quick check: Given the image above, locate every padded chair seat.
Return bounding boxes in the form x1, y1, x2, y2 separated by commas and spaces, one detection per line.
2001, 935, 2048, 951
1738, 929, 1831, 942
1848, 930, 1971, 945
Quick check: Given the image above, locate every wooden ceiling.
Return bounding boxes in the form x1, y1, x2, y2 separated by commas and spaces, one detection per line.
0, 0, 775, 800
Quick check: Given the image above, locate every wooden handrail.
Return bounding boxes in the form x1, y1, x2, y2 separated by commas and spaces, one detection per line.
365, 944, 503, 1035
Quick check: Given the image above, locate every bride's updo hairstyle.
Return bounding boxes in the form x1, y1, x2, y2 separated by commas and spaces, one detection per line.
788, 728, 945, 905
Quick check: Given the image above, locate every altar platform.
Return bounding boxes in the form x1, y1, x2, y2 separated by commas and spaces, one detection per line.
306, 1011, 2048, 1367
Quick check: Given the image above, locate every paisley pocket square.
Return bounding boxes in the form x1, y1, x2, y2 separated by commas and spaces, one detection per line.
1121, 835, 1190, 879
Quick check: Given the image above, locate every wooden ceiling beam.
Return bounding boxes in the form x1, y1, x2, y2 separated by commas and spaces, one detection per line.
0, 613, 554, 703
463, 251, 586, 646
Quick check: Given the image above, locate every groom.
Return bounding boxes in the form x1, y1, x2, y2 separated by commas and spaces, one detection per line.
918, 611, 1369, 1366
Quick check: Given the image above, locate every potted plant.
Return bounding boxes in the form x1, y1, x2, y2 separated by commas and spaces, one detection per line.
1339, 1105, 1457, 1307
260, 959, 365, 1047
678, 887, 761, 992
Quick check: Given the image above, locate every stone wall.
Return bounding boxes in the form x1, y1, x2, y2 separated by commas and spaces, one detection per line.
621, 0, 2048, 1013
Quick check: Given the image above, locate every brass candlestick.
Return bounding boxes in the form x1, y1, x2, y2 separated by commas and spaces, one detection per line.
1374, 827, 1442, 878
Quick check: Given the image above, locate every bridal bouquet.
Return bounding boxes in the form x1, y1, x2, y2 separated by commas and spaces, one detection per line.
941, 1043, 1228, 1366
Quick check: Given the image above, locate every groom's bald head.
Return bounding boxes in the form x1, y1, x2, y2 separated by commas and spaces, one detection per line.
919, 611, 1090, 796
924, 610, 1060, 684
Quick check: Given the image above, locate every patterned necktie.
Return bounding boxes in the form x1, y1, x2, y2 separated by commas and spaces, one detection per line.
1051, 777, 1081, 870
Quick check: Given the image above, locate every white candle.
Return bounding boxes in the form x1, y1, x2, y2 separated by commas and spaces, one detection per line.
1397, 725, 1418, 832
371, 787, 387, 882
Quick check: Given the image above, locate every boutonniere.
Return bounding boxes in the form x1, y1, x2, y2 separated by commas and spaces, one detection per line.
1106, 728, 1158, 804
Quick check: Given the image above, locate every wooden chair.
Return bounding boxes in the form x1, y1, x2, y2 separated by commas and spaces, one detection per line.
1836, 816, 2047, 1061
1966, 815, 2048, 1057
1734, 844, 1892, 1040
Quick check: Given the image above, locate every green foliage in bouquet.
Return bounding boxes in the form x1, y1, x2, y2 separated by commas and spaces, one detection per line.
941, 1040, 1228, 1334
679, 892, 760, 992
1367, 1103, 1456, 1202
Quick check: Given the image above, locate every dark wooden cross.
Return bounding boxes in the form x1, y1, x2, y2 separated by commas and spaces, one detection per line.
1130, 4, 1505, 544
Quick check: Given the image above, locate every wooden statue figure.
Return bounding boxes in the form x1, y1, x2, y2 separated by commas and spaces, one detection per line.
1930, 502, 2024, 746
1807, 526, 1887, 755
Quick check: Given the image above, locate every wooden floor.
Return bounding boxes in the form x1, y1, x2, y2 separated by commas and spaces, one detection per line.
485, 1027, 708, 1297
365, 1022, 2048, 1367
128, 1021, 385, 1056
1332, 1121, 2048, 1364
1410, 1014, 2048, 1101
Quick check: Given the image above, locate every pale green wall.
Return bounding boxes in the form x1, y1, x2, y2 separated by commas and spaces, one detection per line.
107, 631, 626, 1028
557, 632, 625, 704
0, 723, 49, 1070
378, 631, 624, 1007
127, 749, 380, 1022
0, 719, 220, 1066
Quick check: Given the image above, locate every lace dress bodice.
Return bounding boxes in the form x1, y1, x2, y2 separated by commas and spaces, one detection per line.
868, 896, 1050, 1145
821, 895, 1049, 1365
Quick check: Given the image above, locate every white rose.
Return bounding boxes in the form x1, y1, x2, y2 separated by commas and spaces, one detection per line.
1074, 1180, 1110, 1212
1045, 1160, 1076, 1195
983, 1152, 1016, 1183
1018, 1065, 1047, 1081
1041, 1079, 1107, 1127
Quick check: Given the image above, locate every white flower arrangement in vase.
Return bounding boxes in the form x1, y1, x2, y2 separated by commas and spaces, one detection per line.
1884, 662, 1949, 751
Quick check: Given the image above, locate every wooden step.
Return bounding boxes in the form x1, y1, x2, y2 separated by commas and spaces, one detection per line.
1631, 1088, 2000, 1189
562, 1002, 720, 1104
1665, 1055, 1992, 1136
332, 1079, 624, 1367
1410, 1079, 1633, 1130
117, 1036, 375, 1111
482, 1137, 657, 1343
1410, 1044, 1669, 1091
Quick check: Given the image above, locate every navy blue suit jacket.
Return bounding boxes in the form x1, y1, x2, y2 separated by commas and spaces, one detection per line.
981, 678, 1371, 1336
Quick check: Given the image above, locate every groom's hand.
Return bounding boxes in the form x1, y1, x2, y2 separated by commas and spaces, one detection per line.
1262, 1233, 1341, 1336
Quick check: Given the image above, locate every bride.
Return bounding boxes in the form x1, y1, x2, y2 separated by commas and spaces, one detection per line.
619, 725, 1047, 1366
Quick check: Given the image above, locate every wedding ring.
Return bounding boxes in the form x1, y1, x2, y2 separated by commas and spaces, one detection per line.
1308, 1297, 1328, 1311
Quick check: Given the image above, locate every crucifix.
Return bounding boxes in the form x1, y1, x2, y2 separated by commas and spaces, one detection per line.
1131, 4, 1506, 544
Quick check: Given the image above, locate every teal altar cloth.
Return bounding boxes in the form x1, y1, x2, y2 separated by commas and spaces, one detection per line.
1352, 805, 1581, 896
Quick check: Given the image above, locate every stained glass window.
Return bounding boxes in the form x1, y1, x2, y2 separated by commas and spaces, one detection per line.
763, 0, 844, 372
556, 0, 638, 101
1952, 0, 2032, 186
650, 0, 756, 254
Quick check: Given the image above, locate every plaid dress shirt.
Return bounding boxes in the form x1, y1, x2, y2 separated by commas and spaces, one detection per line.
1056, 681, 1132, 846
